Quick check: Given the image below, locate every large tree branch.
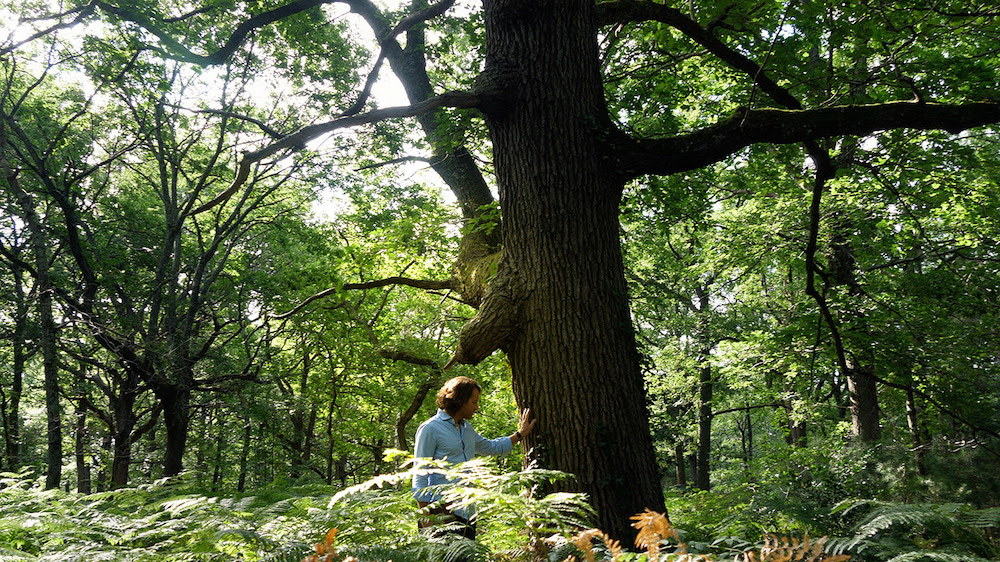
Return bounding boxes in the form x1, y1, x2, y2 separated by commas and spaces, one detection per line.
334, 0, 455, 118
128, 405, 163, 445
189, 90, 485, 215
597, 0, 840, 189
616, 100, 1000, 178
93, 0, 337, 66
91, 0, 453, 119
0, 2, 97, 57
105, 0, 495, 246
379, 348, 442, 450
92, 0, 453, 68
443, 258, 520, 369
274, 276, 461, 320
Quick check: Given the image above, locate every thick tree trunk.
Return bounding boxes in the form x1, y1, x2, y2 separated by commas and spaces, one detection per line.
110, 427, 134, 487
478, 0, 664, 540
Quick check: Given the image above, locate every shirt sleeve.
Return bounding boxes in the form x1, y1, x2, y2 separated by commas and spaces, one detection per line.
473, 426, 514, 457
412, 422, 437, 501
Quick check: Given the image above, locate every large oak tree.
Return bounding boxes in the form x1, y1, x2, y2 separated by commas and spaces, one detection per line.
7, 0, 999, 539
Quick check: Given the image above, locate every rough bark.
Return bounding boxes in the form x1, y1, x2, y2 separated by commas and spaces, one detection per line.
467, 0, 665, 540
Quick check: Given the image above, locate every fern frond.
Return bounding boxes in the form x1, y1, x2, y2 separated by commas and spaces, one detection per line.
630, 508, 677, 557
328, 471, 414, 506
259, 539, 314, 562
742, 534, 852, 562
960, 507, 1000, 529
0, 545, 35, 560
884, 553, 996, 562
828, 501, 999, 561
215, 527, 281, 548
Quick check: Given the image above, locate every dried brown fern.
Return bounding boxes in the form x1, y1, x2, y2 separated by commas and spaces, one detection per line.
559, 510, 851, 562
301, 527, 361, 562
631, 509, 681, 558
564, 527, 623, 561
564, 509, 690, 561
737, 534, 852, 562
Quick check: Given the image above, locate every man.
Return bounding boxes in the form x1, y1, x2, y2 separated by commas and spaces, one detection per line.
412, 376, 536, 539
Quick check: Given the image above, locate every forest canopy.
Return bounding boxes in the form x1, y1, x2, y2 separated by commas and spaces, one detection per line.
1, 0, 999, 558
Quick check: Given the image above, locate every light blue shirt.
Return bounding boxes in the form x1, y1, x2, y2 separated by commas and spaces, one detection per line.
411, 409, 513, 515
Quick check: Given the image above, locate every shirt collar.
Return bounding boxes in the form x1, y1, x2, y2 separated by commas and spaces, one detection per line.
436, 408, 465, 427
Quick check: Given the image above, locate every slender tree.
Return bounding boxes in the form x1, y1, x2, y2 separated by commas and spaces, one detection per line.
1, 142, 61, 489
0, 206, 29, 470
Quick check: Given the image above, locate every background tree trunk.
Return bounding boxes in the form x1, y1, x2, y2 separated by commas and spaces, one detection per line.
695, 363, 712, 490
8, 174, 62, 489
847, 363, 881, 442
674, 442, 686, 488
158, 384, 190, 477
110, 367, 142, 488
75, 400, 91, 494
4, 267, 26, 469
826, 224, 882, 442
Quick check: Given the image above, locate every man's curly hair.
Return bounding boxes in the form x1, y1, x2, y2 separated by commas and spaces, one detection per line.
436, 376, 482, 416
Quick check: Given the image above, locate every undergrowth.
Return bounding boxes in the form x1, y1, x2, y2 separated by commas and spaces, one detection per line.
0, 456, 996, 562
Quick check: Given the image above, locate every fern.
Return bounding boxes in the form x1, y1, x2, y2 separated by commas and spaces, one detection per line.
0, 466, 993, 562
319, 454, 594, 561
828, 501, 999, 561
882, 554, 995, 562
0, 473, 341, 561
